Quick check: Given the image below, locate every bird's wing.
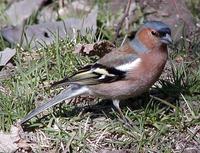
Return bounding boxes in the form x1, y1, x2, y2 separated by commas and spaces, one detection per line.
52, 52, 139, 87
52, 63, 126, 86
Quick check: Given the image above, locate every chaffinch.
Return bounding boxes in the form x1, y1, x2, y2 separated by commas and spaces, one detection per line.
20, 21, 172, 124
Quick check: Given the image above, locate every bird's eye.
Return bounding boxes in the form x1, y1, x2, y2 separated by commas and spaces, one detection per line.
151, 31, 158, 36
159, 32, 166, 37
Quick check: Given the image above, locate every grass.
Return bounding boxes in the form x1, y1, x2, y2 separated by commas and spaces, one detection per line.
0, 1, 200, 152
1, 35, 94, 130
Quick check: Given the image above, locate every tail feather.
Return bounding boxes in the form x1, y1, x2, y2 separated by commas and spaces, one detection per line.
20, 85, 89, 124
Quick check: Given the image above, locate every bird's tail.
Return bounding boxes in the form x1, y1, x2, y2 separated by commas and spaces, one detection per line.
20, 85, 89, 124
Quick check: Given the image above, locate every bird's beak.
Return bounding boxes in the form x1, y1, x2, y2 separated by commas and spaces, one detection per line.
161, 33, 172, 44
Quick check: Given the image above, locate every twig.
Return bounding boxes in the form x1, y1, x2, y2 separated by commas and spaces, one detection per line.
113, 0, 132, 44
59, 0, 65, 8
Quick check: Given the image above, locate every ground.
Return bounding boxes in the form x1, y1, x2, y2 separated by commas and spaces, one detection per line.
0, 0, 200, 152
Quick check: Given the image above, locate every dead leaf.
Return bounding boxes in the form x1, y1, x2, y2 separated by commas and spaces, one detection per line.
0, 48, 16, 66
5, 0, 48, 26
75, 43, 94, 54
0, 125, 20, 152
75, 40, 115, 57
0, 123, 39, 152
1, 6, 98, 50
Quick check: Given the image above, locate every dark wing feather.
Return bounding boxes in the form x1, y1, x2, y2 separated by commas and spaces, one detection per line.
52, 63, 126, 86
52, 49, 139, 87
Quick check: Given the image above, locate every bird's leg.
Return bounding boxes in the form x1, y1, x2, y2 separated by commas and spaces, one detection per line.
112, 99, 133, 126
112, 99, 124, 119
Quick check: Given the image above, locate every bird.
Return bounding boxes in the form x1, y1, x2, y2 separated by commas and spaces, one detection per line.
20, 21, 172, 124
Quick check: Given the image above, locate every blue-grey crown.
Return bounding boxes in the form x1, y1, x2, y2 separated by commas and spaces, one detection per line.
144, 21, 171, 35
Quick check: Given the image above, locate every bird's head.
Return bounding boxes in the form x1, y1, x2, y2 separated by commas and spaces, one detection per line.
130, 21, 172, 52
